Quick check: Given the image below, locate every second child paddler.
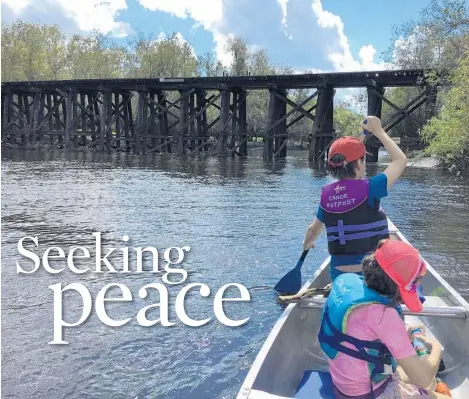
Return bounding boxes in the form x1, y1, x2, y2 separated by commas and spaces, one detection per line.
303, 116, 408, 281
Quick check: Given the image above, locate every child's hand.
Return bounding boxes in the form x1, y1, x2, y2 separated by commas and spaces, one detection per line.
361, 116, 384, 136
406, 323, 426, 340
303, 240, 315, 251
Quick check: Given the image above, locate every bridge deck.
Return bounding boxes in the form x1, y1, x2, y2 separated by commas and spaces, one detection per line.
1, 69, 429, 91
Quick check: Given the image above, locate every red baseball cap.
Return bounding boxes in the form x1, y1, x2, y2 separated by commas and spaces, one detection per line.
375, 239, 427, 312
328, 136, 368, 166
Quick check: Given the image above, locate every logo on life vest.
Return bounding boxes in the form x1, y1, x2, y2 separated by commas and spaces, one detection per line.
334, 184, 346, 194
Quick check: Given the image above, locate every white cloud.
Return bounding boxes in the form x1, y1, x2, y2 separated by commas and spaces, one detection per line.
1, 0, 132, 37
277, 0, 289, 37
358, 45, 376, 67
2, 0, 29, 14
137, 0, 232, 65
311, 0, 385, 72
137, 0, 222, 30
59, 0, 131, 37
213, 31, 234, 67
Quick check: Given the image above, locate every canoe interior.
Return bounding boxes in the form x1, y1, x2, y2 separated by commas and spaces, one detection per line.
238, 223, 469, 399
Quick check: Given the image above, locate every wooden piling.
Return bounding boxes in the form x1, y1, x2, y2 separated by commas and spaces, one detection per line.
195, 90, 207, 151
127, 96, 135, 153
229, 91, 238, 152
135, 91, 144, 154
38, 93, 45, 144
366, 82, 385, 162
178, 90, 189, 155
64, 90, 73, 149
189, 92, 196, 151
425, 85, 438, 120
46, 94, 53, 146
2, 91, 9, 143
71, 91, 78, 147
157, 92, 169, 152
123, 94, 130, 152
115, 93, 121, 150
149, 93, 157, 150
217, 88, 230, 155
264, 86, 277, 159
309, 86, 334, 161
238, 90, 248, 156
31, 92, 40, 144
274, 89, 288, 158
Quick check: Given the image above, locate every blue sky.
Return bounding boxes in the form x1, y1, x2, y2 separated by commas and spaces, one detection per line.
1, 0, 429, 73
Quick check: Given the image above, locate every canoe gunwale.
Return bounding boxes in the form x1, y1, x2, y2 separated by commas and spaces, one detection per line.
237, 257, 331, 399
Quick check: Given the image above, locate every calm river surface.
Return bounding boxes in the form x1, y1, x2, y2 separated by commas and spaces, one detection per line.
2, 148, 469, 399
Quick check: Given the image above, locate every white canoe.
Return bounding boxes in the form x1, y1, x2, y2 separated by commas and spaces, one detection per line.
238, 219, 469, 399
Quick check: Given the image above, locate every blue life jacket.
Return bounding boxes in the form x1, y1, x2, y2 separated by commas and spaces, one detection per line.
319, 180, 389, 256
318, 273, 402, 386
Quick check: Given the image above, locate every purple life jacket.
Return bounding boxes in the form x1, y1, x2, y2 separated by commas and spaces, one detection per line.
319, 180, 389, 256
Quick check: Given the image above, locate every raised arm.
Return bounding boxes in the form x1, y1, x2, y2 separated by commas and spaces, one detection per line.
361, 116, 407, 190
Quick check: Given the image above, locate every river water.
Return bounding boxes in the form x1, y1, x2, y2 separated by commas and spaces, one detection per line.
2, 148, 469, 399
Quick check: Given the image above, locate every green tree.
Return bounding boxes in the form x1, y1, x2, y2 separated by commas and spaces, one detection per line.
1, 21, 67, 81
334, 103, 364, 138
384, 0, 469, 70
66, 32, 128, 79
129, 32, 198, 78
197, 52, 226, 77
421, 52, 469, 167
225, 36, 249, 75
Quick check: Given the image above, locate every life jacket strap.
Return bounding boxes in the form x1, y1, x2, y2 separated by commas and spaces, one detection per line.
327, 228, 389, 245
319, 309, 393, 369
326, 219, 389, 233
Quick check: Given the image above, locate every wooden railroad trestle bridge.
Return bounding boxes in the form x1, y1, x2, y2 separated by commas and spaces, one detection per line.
1, 69, 440, 162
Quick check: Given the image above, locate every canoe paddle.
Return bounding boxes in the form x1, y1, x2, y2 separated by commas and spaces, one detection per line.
274, 249, 310, 295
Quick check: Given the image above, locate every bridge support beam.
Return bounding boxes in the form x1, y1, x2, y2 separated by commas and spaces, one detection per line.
310, 86, 334, 161
238, 90, 248, 156
366, 82, 385, 162
178, 90, 189, 155
273, 89, 288, 158
217, 88, 230, 155
224, 89, 249, 157
264, 86, 278, 159
425, 85, 438, 120
228, 91, 238, 152
195, 90, 209, 152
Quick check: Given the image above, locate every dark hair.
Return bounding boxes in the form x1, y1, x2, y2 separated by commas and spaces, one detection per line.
363, 240, 401, 307
326, 154, 365, 180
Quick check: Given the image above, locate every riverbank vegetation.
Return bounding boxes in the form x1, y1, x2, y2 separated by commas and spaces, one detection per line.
385, 0, 469, 173
1, 0, 468, 172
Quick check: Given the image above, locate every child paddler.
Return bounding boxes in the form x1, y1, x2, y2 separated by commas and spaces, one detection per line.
318, 239, 449, 399
303, 116, 408, 281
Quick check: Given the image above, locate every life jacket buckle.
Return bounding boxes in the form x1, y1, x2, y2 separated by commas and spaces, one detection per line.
383, 364, 394, 375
